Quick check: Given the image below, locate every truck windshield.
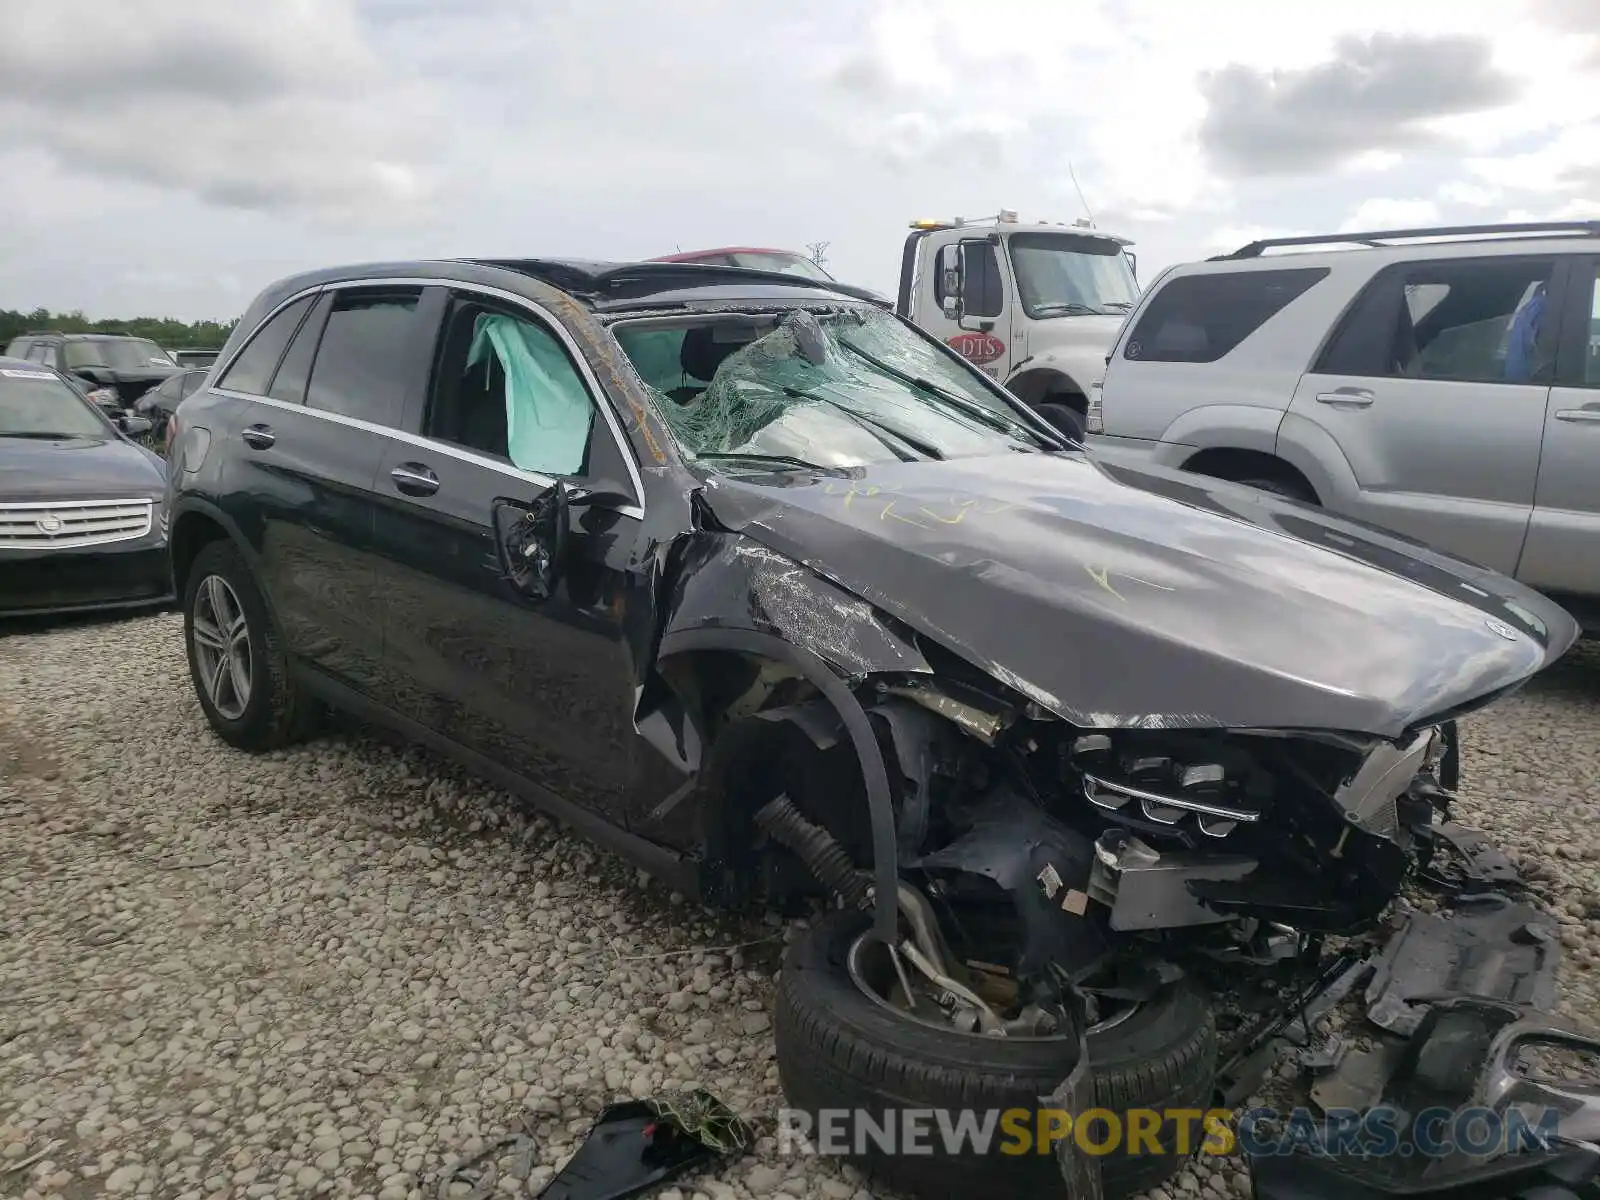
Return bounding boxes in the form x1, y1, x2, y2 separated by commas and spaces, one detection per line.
614, 306, 1059, 471
1008, 233, 1138, 318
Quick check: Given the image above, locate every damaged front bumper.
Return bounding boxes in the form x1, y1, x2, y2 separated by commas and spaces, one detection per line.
1226, 832, 1600, 1200
1252, 997, 1600, 1198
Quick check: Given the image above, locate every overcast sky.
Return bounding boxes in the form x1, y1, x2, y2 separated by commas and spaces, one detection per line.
1, 0, 1596, 321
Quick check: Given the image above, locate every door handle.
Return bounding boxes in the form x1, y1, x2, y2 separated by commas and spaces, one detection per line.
1554, 409, 1600, 424
390, 462, 440, 497
1315, 388, 1375, 409
240, 424, 275, 449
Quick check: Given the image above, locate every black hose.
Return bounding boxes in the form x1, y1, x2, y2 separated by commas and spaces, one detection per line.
754, 794, 871, 910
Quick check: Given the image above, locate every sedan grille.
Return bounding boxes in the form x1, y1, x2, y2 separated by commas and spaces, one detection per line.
0, 499, 154, 550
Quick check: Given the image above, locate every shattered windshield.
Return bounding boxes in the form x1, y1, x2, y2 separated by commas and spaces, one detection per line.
1008, 233, 1139, 318
613, 307, 1056, 471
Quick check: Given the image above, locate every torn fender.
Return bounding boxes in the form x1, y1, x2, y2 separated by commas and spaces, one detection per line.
656, 530, 930, 681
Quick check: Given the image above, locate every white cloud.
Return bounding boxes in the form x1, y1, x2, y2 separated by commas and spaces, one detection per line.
1437, 181, 1502, 207
1340, 198, 1441, 231
0, 0, 1596, 318
1467, 122, 1600, 194
0, 0, 440, 221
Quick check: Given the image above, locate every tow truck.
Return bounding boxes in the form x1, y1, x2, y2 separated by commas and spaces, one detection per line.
896, 209, 1139, 438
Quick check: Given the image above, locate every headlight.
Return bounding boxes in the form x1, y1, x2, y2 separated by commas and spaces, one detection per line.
1069, 733, 1267, 839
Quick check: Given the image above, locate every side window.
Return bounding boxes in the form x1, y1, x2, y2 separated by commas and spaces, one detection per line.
178, 371, 207, 400
424, 298, 596, 477
1318, 259, 1555, 384
38, 345, 60, 369
304, 289, 422, 426
964, 242, 1004, 318
217, 295, 314, 395
267, 295, 329, 404
1123, 267, 1328, 363
1585, 270, 1600, 386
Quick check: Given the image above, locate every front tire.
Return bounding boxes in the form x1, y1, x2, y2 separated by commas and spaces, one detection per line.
775, 909, 1217, 1200
184, 539, 315, 751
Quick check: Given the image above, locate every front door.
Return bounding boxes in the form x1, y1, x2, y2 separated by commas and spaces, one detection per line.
1520, 258, 1600, 597
918, 233, 1014, 381
369, 289, 648, 829
1284, 255, 1561, 573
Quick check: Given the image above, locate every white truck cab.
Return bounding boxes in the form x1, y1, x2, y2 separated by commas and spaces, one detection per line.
895, 210, 1140, 435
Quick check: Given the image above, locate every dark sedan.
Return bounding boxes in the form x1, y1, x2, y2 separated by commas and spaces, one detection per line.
0, 358, 172, 617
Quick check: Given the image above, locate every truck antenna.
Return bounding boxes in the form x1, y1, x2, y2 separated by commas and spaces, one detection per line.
1067, 161, 1096, 228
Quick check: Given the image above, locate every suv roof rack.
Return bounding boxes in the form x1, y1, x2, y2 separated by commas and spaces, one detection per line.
18, 329, 66, 337
1217, 221, 1600, 260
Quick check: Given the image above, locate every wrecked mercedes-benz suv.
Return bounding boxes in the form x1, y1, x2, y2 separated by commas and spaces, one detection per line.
170, 259, 1582, 1200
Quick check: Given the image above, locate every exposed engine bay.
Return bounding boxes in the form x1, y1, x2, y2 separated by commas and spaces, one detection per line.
738, 657, 1464, 1036
727, 652, 1595, 1196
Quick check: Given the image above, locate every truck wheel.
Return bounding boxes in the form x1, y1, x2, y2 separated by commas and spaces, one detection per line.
775, 909, 1217, 1200
1033, 397, 1087, 442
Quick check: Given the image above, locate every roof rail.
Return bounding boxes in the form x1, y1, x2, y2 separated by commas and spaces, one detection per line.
1218, 221, 1600, 260
18, 329, 67, 337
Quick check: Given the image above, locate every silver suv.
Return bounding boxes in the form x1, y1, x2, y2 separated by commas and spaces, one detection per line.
1091, 221, 1600, 627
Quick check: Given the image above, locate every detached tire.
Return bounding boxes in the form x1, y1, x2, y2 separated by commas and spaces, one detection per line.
183, 539, 317, 751
775, 910, 1216, 1200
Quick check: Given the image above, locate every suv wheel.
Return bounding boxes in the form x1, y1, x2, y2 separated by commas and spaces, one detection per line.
775, 909, 1217, 1200
184, 539, 316, 750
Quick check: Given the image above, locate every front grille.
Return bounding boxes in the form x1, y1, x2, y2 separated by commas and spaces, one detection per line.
0, 499, 154, 550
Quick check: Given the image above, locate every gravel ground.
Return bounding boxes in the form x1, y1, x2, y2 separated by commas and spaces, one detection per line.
2, 611, 1599, 1200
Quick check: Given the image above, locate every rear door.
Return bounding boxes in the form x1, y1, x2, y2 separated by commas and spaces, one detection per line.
221, 285, 439, 697
367, 288, 648, 828
1519, 257, 1600, 596
1285, 255, 1561, 573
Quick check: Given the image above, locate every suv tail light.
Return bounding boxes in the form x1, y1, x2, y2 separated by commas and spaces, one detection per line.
1086, 381, 1104, 434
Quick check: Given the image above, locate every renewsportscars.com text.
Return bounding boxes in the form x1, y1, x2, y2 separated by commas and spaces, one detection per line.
776, 1104, 1562, 1159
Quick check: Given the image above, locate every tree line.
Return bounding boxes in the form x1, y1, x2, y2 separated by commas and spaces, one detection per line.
1, 307, 238, 351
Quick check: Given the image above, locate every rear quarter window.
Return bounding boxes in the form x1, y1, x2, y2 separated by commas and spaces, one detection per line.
1122, 267, 1329, 363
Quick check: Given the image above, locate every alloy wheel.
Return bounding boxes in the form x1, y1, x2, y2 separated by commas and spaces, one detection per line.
191, 574, 253, 721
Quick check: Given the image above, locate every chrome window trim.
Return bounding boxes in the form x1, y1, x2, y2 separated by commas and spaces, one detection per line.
211, 276, 649, 513
212, 390, 643, 521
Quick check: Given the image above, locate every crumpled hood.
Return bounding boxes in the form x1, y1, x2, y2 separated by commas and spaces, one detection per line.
0, 436, 166, 500
698, 451, 1579, 737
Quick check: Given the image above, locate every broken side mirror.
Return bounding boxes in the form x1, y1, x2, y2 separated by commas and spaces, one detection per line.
494, 482, 573, 603
937, 243, 963, 319
564, 479, 634, 511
